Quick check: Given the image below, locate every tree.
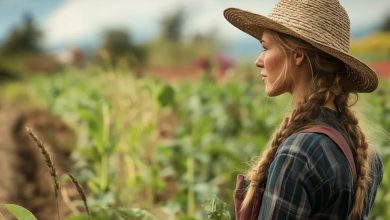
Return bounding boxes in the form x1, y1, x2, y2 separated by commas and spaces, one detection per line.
98, 28, 147, 72
101, 29, 131, 59
0, 13, 42, 55
381, 14, 390, 31
160, 9, 185, 42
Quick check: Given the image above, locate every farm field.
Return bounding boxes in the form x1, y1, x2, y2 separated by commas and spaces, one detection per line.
0, 66, 388, 219
1, 1, 390, 218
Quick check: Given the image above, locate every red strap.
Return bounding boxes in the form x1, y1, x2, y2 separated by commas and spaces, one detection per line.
300, 125, 357, 183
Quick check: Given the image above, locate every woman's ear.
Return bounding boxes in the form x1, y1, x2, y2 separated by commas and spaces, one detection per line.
293, 49, 305, 66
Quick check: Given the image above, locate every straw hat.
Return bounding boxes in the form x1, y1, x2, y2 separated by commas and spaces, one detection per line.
224, 0, 378, 93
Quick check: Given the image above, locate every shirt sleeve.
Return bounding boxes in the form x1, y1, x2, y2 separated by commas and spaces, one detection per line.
258, 133, 329, 220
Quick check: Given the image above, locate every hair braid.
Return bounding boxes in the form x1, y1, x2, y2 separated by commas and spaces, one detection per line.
241, 76, 333, 209
335, 93, 374, 218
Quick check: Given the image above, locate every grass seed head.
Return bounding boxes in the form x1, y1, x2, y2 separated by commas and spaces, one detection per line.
25, 126, 60, 197
68, 173, 90, 216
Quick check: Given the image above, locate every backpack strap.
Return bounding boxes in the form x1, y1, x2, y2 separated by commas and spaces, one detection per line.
300, 125, 357, 183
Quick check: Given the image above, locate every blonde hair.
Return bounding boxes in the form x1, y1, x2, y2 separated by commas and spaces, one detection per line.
242, 30, 375, 218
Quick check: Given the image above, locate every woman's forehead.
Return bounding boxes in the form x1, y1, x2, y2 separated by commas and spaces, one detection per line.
261, 31, 275, 43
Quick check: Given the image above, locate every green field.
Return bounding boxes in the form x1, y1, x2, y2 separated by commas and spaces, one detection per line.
1, 65, 388, 220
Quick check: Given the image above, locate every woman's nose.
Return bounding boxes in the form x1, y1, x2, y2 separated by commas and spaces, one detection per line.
255, 52, 264, 68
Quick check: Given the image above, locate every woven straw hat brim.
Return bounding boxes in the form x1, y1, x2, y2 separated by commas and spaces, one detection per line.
224, 8, 378, 93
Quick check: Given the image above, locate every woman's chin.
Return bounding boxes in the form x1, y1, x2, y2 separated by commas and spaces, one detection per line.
265, 88, 284, 97
267, 93, 278, 97
265, 88, 275, 96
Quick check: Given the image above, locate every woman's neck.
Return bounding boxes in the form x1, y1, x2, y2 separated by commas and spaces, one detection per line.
292, 90, 337, 112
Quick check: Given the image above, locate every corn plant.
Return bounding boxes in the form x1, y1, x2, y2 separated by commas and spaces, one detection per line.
22, 67, 390, 219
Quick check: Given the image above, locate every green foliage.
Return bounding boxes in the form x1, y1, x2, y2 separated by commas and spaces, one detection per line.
64, 207, 157, 220
0, 13, 47, 79
115, 208, 158, 220
359, 80, 390, 220
64, 215, 89, 220
202, 196, 231, 220
1, 204, 37, 220
147, 32, 218, 68
0, 13, 42, 56
161, 9, 185, 42
28, 67, 286, 218
158, 84, 175, 107
351, 32, 390, 62
98, 29, 147, 71
381, 15, 390, 32
6, 67, 389, 219
30, 68, 173, 217
89, 206, 157, 220
102, 29, 132, 57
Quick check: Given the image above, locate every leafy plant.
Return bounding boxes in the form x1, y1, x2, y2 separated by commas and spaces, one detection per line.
3, 66, 388, 219
1, 204, 37, 220
202, 196, 231, 220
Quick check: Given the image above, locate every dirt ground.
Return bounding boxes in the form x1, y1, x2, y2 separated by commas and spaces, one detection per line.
0, 106, 83, 219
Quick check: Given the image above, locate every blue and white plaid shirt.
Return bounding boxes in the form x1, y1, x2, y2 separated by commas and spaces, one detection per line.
258, 108, 383, 220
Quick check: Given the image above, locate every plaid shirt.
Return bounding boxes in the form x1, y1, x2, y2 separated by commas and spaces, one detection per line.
258, 108, 383, 220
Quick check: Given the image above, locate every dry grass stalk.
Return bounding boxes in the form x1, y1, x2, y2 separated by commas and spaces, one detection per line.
26, 126, 61, 220
26, 127, 60, 197
68, 173, 90, 216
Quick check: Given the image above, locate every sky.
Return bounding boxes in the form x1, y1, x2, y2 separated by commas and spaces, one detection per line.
1, 0, 389, 57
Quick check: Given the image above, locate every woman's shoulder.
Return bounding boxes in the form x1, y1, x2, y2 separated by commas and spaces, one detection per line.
277, 131, 352, 179
278, 131, 340, 157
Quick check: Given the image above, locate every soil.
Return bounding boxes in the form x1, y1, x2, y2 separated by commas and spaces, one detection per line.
0, 103, 180, 219
0, 106, 82, 219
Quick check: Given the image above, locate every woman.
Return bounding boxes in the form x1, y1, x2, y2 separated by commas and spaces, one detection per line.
224, 0, 383, 219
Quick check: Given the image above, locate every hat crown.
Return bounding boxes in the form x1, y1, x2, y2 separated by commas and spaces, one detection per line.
269, 0, 350, 53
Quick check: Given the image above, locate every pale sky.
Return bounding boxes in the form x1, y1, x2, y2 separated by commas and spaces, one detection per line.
1, 0, 389, 51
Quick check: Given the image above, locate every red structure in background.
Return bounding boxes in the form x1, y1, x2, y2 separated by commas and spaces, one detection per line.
150, 54, 235, 82
193, 54, 235, 78
216, 54, 235, 78
56, 48, 85, 68
370, 61, 390, 79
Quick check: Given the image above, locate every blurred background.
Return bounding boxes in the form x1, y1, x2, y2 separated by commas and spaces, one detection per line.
0, 0, 389, 219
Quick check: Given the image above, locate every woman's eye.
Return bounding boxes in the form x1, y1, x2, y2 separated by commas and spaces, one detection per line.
261, 45, 268, 52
